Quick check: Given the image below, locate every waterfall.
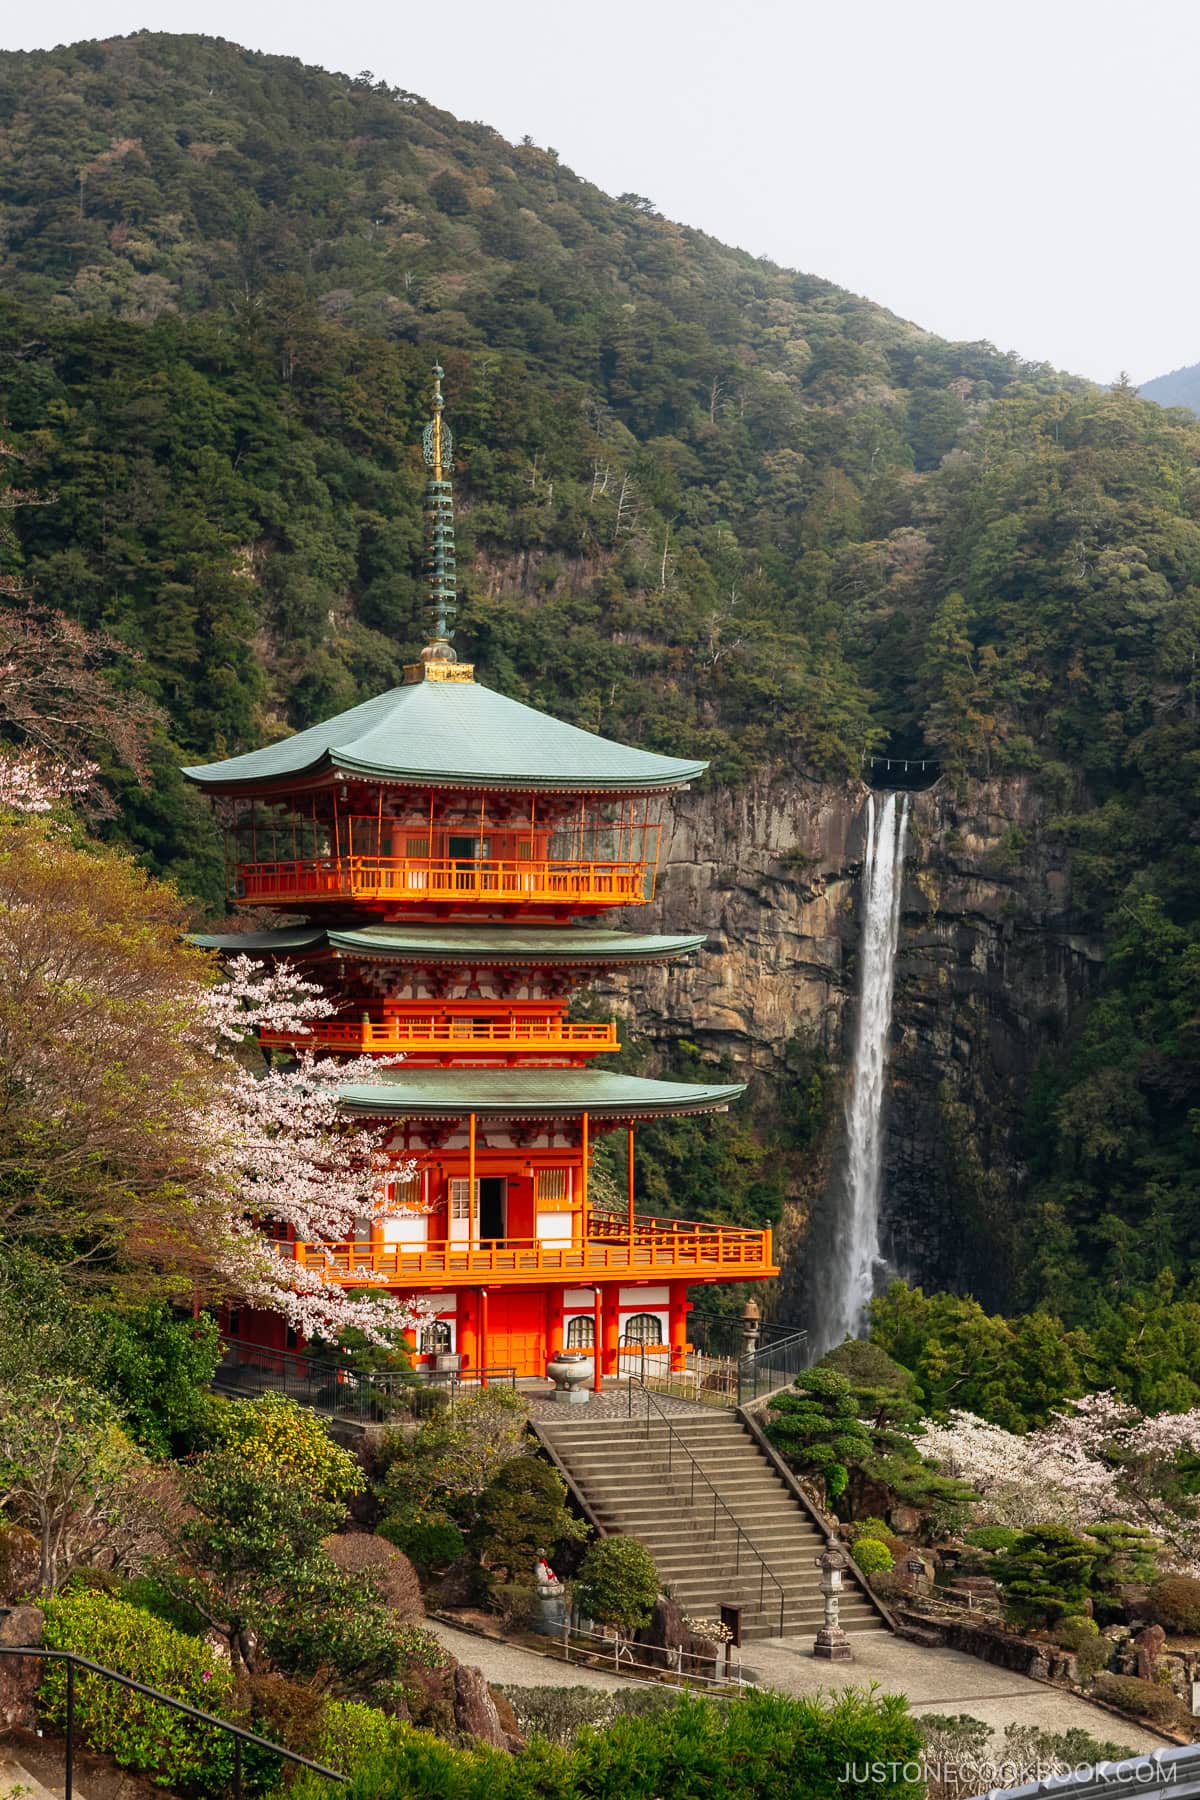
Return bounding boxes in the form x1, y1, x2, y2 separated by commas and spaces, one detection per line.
818, 790, 910, 1353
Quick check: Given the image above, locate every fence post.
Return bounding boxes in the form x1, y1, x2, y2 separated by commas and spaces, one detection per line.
234, 1733, 242, 1800
65, 1656, 74, 1800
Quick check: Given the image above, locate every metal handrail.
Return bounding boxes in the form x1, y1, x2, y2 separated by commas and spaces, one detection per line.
0, 1645, 346, 1798
624, 1376, 787, 1637
737, 1328, 811, 1407
217, 1336, 516, 1417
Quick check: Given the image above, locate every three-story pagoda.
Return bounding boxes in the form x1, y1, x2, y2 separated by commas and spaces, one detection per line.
188, 369, 777, 1381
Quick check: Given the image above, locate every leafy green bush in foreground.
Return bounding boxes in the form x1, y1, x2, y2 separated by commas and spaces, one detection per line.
292, 1688, 924, 1800
39, 1587, 236, 1793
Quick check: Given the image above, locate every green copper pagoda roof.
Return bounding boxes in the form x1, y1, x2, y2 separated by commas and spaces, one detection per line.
182, 679, 705, 795
337, 1068, 744, 1121
191, 925, 706, 966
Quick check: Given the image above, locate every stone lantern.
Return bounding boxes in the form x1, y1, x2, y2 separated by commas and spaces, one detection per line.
813, 1537, 853, 1661
741, 1297, 761, 1359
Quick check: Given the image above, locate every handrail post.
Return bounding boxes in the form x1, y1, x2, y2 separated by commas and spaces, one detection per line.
65, 1655, 74, 1800
234, 1733, 243, 1800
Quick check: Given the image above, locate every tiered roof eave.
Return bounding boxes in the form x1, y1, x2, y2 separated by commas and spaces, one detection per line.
182, 678, 707, 796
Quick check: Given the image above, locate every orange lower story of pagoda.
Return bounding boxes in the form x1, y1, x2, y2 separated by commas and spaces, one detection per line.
251, 1215, 777, 1380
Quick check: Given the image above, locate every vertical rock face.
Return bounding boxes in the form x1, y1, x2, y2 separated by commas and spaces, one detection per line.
603, 767, 1103, 1319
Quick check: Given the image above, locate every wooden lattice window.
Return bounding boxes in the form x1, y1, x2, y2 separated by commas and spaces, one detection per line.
624, 1313, 664, 1346
391, 1173, 422, 1210
536, 1168, 570, 1210
566, 1314, 594, 1348
449, 1179, 478, 1220
419, 1320, 452, 1355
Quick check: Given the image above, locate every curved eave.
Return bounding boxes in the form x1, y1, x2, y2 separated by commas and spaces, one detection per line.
183, 758, 704, 797
337, 1075, 746, 1122
189, 928, 708, 968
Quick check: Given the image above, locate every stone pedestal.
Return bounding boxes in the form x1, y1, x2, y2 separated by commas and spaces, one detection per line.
813, 1623, 853, 1661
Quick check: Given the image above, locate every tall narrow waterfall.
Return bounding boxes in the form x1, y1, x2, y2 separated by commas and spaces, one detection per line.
820, 791, 910, 1352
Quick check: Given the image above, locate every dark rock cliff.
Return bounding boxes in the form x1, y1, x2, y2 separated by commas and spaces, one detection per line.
602, 769, 1103, 1323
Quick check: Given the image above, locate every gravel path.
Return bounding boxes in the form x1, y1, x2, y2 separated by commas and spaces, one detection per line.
430, 1616, 1172, 1752
743, 1633, 1171, 1751
426, 1617, 626, 1689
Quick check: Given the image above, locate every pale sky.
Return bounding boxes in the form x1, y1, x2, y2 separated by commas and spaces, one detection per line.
3, 0, 1194, 385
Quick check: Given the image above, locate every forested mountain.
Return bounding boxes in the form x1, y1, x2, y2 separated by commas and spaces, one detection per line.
3, 32, 1200, 1321
1140, 362, 1200, 414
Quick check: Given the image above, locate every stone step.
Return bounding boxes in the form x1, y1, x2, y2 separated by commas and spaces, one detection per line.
0, 1756, 87, 1799
534, 1413, 887, 1645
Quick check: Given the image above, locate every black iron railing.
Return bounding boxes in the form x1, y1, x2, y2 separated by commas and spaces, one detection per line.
216, 1337, 515, 1421
625, 1376, 786, 1636
0, 1645, 346, 1798
737, 1328, 810, 1407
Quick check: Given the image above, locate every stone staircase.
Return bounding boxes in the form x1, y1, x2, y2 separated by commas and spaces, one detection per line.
536, 1411, 887, 1643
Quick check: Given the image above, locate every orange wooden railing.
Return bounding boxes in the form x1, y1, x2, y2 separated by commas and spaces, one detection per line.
232, 855, 652, 908
259, 1017, 620, 1055
289, 1219, 775, 1287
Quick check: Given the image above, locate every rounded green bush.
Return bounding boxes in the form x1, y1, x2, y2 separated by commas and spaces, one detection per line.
377, 1514, 465, 1578
575, 1537, 659, 1635
39, 1588, 235, 1792
851, 1537, 894, 1576
1094, 1673, 1185, 1727
1147, 1575, 1200, 1636
964, 1526, 1020, 1553
851, 1517, 890, 1542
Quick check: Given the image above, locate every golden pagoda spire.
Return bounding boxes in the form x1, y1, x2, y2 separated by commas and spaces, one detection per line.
406, 363, 474, 683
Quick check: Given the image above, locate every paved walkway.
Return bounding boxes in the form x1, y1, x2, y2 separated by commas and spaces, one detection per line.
427, 1617, 625, 1690
429, 1618, 1171, 1752
746, 1633, 1171, 1751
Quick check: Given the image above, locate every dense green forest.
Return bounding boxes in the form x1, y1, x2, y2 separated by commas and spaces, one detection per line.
3, 32, 1200, 1320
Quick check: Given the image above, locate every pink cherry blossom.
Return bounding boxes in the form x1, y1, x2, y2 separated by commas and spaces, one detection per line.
195, 958, 422, 1344
0, 749, 99, 814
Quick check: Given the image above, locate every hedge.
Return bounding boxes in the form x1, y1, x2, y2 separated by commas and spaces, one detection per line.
292, 1687, 926, 1800
39, 1588, 236, 1793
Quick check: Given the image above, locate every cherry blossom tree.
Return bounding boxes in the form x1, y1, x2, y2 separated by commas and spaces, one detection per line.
921, 1395, 1200, 1570
0, 749, 99, 815
0, 820, 422, 1345
198, 956, 425, 1345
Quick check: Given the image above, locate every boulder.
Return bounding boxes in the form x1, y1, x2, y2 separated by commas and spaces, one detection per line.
452, 1662, 508, 1748
0, 1604, 44, 1730
1135, 1623, 1167, 1683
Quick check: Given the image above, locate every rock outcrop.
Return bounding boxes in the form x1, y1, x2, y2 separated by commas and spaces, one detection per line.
604, 765, 1101, 1318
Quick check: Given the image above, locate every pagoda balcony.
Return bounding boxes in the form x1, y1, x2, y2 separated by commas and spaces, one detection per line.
289, 1215, 776, 1287
259, 1017, 620, 1057
231, 854, 652, 911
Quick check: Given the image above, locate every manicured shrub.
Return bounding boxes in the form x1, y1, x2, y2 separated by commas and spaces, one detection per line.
1093, 1674, 1187, 1728
994, 1525, 1101, 1629
289, 1686, 926, 1800
964, 1526, 1019, 1553
473, 1454, 586, 1585
377, 1513, 465, 1578
498, 1684, 677, 1747
1147, 1574, 1200, 1636
851, 1537, 894, 1576
323, 1532, 424, 1618
1052, 1616, 1110, 1680
575, 1538, 659, 1635
314, 1698, 410, 1774
216, 1392, 363, 1501
39, 1588, 235, 1793
851, 1516, 890, 1542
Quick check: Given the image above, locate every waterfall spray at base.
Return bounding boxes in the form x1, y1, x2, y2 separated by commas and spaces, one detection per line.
817, 790, 910, 1355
